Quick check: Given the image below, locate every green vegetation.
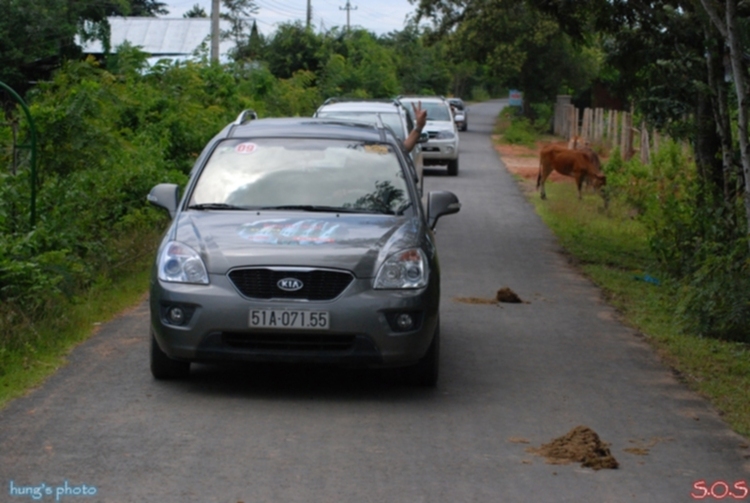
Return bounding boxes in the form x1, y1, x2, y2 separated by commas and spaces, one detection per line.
496, 120, 750, 435
0, 249, 152, 407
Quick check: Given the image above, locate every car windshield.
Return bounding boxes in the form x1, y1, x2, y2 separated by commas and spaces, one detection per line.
315, 111, 406, 140
189, 138, 410, 215
405, 101, 452, 121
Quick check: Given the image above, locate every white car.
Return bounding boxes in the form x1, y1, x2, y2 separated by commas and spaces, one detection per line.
398, 96, 460, 176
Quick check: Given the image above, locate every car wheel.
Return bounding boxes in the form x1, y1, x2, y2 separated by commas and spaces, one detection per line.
447, 158, 459, 176
150, 330, 190, 379
403, 320, 440, 387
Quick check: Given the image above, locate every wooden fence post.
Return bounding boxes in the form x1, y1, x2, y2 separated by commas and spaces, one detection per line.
640, 122, 651, 165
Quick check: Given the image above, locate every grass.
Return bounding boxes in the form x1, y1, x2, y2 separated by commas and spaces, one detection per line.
0, 261, 152, 409
515, 156, 750, 437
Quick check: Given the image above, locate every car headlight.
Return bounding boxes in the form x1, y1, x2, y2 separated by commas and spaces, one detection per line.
433, 130, 455, 140
158, 241, 209, 284
374, 249, 429, 289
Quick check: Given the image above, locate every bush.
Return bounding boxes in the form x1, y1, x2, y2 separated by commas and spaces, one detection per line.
499, 107, 537, 147
601, 140, 750, 342
674, 241, 750, 341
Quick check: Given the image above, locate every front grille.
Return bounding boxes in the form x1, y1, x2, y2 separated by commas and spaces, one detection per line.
228, 268, 353, 301
222, 332, 356, 352
427, 131, 439, 139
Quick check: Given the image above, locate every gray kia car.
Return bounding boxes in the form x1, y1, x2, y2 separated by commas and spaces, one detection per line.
147, 114, 460, 386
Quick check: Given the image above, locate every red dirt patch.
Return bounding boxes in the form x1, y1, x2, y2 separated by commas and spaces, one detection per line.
453, 296, 498, 305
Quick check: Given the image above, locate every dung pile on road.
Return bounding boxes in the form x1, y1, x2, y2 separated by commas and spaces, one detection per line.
453, 287, 526, 306
527, 425, 619, 470
496, 287, 523, 303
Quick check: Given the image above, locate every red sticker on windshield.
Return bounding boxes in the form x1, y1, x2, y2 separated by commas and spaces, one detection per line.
235, 142, 257, 154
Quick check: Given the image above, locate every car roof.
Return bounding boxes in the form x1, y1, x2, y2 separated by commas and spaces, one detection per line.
223, 117, 398, 144
398, 96, 446, 103
316, 100, 406, 114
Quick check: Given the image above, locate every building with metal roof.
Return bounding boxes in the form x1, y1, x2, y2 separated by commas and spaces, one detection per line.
78, 17, 235, 63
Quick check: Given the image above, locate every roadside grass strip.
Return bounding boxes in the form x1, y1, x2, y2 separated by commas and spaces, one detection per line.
0, 265, 152, 409
508, 151, 750, 438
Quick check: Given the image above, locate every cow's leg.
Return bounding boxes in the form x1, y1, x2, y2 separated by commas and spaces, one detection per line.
539, 167, 549, 199
575, 173, 585, 199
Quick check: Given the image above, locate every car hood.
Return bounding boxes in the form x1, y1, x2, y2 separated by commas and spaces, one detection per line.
170, 211, 423, 278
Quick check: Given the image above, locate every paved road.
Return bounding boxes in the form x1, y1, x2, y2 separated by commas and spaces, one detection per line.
2, 100, 748, 503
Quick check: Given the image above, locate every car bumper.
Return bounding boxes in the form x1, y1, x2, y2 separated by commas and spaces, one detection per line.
420, 140, 458, 162
150, 274, 440, 368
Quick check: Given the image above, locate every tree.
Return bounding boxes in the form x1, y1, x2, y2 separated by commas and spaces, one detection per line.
263, 22, 324, 79
183, 4, 208, 18
221, 0, 259, 54
127, 0, 169, 16
232, 19, 265, 60
379, 24, 453, 95
698, 0, 750, 247
0, 0, 128, 93
412, 0, 599, 105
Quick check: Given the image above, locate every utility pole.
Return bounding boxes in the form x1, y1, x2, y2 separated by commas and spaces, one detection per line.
210, 0, 220, 62
339, 0, 357, 32
306, 0, 312, 29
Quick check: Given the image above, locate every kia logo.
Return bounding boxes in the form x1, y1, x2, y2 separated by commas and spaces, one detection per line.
277, 278, 304, 292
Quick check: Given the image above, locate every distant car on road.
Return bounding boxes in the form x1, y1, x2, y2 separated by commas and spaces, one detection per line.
447, 98, 468, 132
147, 113, 461, 386
398, 96, 460, 176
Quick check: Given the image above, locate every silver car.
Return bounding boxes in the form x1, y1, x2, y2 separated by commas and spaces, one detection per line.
448, 98, 468, 132
147, 115, 461, 386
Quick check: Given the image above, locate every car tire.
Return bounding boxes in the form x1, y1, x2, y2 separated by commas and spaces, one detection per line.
447, 158, 459, 176
403, 320, 440, 387
150, 330, 190, 380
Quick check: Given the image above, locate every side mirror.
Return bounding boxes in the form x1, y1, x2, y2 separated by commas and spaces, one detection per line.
418, 132, 429, 144
147, 183, 180, 219
427, 190, 461, 230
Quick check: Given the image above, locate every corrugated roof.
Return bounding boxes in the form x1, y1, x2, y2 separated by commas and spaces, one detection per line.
78, 17, 235, 57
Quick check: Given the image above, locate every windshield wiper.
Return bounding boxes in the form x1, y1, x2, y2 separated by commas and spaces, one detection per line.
188, 203, 250, 210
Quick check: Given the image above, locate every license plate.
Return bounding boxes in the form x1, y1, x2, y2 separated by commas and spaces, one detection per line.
249, 309, 329, 330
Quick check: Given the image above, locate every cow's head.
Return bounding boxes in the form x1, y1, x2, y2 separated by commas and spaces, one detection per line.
591, 173, 606, 189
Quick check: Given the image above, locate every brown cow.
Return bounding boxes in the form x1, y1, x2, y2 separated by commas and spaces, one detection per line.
536, 144, 606, 201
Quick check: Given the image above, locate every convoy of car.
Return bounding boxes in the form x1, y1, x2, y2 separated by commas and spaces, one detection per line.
398, 96, 461, 176
147, 110, 461, 386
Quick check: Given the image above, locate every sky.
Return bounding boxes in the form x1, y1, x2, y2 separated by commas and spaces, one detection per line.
162, 0, 422, 36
